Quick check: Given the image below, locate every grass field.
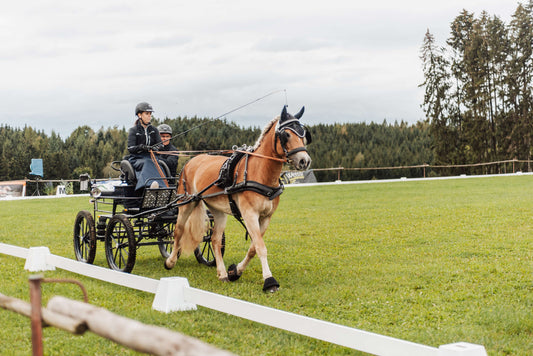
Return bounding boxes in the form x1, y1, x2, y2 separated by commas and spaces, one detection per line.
1, 175, 533, 355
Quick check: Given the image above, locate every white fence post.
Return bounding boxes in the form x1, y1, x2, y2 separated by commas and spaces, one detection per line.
439, 342, 488, 356
152, 277, 197, 313
23, 246, 56, 272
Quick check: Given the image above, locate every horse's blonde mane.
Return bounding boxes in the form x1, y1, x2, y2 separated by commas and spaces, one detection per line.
253, 116, 279, 150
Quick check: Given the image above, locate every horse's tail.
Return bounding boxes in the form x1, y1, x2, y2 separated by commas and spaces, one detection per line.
180, 201, 207, 255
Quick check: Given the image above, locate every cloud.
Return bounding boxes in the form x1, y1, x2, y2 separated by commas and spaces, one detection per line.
253, 37, 331, 52
137, 34, 192, 49
0, 0, 521, 138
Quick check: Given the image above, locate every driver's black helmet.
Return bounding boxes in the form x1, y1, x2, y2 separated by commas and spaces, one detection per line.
135, 102, 154, 116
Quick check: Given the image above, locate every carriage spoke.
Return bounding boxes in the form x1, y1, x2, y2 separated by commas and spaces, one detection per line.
80, 222, 91, 259
200, 242, 210, 259
80, 234, 87, 259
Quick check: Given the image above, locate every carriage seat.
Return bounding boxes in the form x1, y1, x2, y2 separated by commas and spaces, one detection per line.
115, 159, 172, 210
119, 159, 172, 185
120, 160, 136, 184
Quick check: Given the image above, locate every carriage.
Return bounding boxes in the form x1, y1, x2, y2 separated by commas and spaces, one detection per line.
73, 159, 224, 273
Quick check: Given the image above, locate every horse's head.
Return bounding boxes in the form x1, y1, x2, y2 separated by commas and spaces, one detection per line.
275, 106, 312, 170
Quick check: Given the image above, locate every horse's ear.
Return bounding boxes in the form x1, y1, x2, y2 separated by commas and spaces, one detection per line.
294, 106, 305, 119
280, 105, 288, 123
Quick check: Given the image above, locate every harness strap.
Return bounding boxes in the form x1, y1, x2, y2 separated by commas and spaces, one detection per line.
227, 194, 250, 240
286, 146, 308, 157
225, 180, 284, 200
154, 151, 181, 156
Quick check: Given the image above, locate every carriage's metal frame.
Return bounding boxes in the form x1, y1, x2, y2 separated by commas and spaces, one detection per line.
73, 162, 224, 273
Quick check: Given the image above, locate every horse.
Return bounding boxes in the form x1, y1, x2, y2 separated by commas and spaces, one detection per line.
164, 106, 312, 292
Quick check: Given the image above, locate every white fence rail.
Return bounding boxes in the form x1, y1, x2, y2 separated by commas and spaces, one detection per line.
0, 243, 487, 356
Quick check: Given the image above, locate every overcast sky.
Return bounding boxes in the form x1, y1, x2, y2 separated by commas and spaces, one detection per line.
0, 1, 521, 138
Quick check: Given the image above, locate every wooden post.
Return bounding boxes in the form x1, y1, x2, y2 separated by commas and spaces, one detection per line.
29, 275, 43, 356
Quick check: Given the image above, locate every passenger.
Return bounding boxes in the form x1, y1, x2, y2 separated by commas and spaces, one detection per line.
157, 124, 179, 177
127, 102, 164, 190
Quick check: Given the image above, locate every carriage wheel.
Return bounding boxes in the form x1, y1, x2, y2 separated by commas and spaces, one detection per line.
105, 214, 136, 273
194, 217, 225, 267
157, 222, 174, 259
73, 210, 96, 264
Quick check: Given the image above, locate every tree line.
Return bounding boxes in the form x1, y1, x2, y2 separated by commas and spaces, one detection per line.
420, 1, 533, 173
0, 118, 434, 184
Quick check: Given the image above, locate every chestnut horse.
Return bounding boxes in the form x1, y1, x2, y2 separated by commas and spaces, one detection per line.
164, 106, 312, 292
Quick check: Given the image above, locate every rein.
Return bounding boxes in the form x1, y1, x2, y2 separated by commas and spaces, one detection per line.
166, 89, 287, 142
153, 148, 294, 163
149, 150, 170, 187
234, 150, 287, 163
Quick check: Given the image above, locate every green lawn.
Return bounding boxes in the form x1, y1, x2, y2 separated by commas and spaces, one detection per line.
1, 176, 532, 355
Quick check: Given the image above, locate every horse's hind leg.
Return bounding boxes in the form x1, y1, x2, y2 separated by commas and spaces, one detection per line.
164, 202, 196, 269
208, 209, 229, 281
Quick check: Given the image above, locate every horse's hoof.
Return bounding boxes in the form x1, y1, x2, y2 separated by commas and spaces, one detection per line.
227, 264, 241, 282
219, 276, 229, 282
263, 277, 280, 293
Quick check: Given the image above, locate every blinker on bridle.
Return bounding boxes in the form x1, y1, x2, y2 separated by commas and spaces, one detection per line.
275, 117, 312, 159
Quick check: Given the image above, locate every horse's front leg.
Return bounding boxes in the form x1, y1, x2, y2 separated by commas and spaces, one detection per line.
252, 226, 279, 292
231, 213, 279, 292
233, 244, 256, 278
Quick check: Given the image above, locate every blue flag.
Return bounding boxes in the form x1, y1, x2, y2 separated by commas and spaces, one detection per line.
30, 159, 43, 177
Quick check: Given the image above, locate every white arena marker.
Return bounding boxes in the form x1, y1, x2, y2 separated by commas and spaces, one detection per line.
24, 246, 56, 272
152, 277, 197, 313
439, 342, 487, 356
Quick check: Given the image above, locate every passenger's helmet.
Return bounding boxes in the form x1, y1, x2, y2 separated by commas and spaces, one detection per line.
135, 102, 154, 116
158, 124, 172, 135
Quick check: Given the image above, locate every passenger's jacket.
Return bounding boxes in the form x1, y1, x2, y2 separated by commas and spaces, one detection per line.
158, 143, 178, 177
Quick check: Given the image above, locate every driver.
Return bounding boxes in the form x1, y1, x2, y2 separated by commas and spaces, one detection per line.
127, 102, 164, 190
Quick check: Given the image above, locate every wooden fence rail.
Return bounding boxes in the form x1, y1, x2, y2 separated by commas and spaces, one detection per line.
0, 288, 234, 355
0, 292, 86, 335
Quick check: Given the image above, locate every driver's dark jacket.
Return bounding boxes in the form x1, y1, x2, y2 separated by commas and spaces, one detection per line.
126, 121, 163, 190
127, 121, 161, 154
